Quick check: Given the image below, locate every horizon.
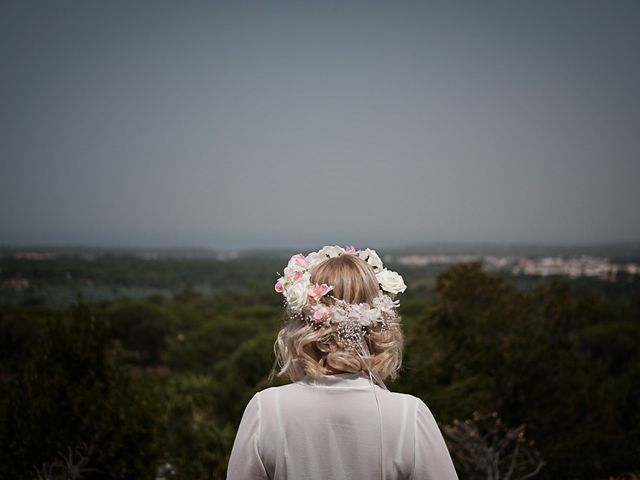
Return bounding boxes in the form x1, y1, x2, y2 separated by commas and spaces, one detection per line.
2, 238, 640, 253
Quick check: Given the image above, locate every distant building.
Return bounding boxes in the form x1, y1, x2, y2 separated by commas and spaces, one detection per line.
391, 253, 639, 282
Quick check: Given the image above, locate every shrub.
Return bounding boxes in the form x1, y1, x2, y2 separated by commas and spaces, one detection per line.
0, 302, 163, 479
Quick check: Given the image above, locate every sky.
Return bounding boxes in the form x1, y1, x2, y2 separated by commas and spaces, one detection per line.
1, 0, 639, 249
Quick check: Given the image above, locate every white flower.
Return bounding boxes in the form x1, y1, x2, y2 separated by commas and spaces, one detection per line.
284, 272, 311, 311
357, 248, 383, 271
376, 268, 407, 294
305, 251, 324, 267
372, 294, 396, 310
317, 245, 346, 258
283, 253, 306, 277
348, 303, 375, 326
330, 302, 349, 323
372, 294, 398, 319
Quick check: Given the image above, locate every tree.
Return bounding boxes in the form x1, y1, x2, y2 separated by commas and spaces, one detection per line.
104, 301, 177, 365
398, 262, 640, 479
161, 373, 233, 480
0, 302, 163, 479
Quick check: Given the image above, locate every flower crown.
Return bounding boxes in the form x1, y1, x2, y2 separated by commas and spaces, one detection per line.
274, 245, 407, 348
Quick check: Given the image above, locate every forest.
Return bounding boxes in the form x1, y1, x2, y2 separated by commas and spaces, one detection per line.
0, 252, 638, 479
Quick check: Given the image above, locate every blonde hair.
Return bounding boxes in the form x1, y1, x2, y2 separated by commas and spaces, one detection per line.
274, 254, 403, 382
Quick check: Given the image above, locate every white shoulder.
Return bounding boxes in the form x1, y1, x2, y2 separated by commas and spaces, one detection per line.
413, 396, 459, 479
251, 383, 300, 410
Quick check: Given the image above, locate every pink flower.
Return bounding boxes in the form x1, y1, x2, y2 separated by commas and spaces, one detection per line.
344, 245, 356, 255
312, 306, 330, 322
292, 254, 308, 268
307, 283, 334, 298
274, 278, 285, 293
284, 254, 309, 280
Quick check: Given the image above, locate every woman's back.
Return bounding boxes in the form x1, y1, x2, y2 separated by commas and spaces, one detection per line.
226, 247, 458, 479
227, 373, 458, 480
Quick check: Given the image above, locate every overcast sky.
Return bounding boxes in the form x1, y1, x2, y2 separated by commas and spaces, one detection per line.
1, 1, 639, 249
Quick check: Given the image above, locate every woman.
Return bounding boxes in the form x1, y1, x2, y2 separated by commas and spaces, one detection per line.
227, 245, 458, 479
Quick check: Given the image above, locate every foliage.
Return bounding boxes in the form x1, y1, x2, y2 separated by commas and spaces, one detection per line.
105, 301, 178, 364
163, 304, 281, 372
398, 262, 640, 479
160, 373, 234, 480
210, 333, 282, 426
0, 302, 163, 479
1, 256, 639, 478
0, 305, 50, 371
150, 334, 277, 478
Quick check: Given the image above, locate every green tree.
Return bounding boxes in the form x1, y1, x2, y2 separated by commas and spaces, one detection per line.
399, 262, 639, 479
104, 301, 177, 364
161, 373, 234, 480
157, 333, 278, 479
164, 304, 281, 372
0, 302, 163, 479
211, 332, 280, 427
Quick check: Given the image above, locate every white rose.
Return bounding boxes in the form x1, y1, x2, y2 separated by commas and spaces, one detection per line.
376, 268, 407, 294
317, 245, 346, 258
284, 272, 311, 311
283, 253, 308, 279
305, 251, 324, 267
287, 253, 308, 271
357, 248, 383, 271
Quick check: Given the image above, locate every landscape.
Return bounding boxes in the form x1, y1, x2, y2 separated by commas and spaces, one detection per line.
1, 242, 638, 479
3, 0, 639, 478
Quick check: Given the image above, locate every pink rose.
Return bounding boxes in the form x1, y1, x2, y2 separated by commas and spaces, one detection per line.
275, 278, 285, 293
344, 245, 356, 255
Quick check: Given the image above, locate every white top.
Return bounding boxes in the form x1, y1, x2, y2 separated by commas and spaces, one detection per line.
226, 373, 459, 480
